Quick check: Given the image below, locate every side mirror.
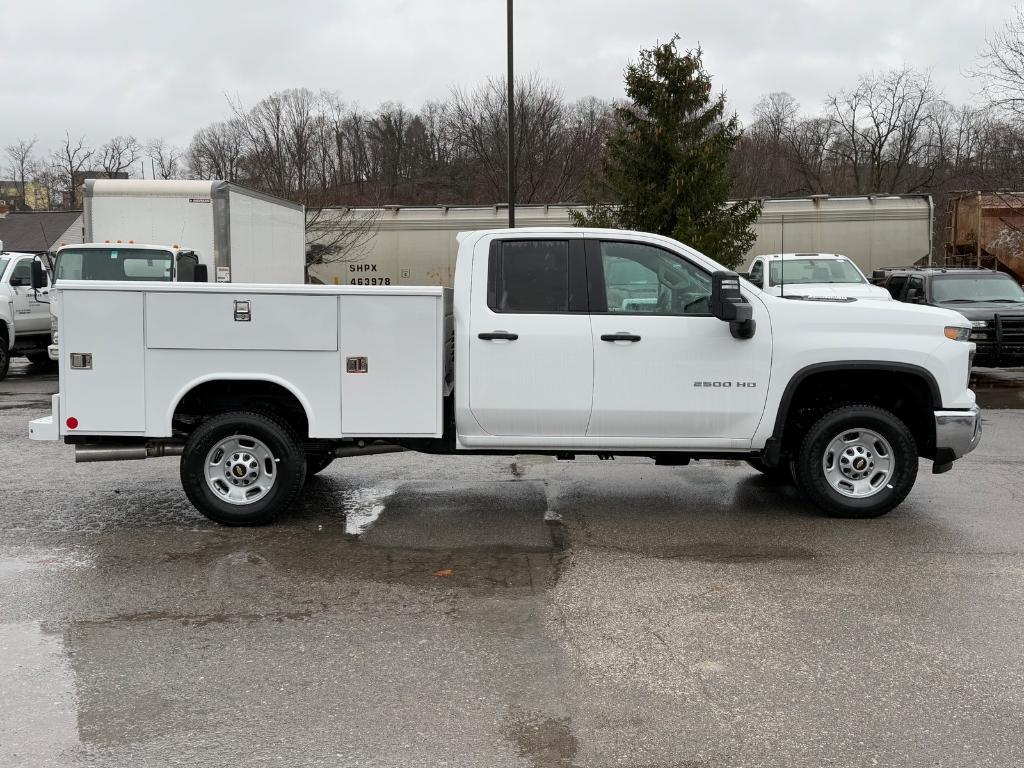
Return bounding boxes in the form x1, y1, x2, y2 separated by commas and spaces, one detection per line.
711, 271, 756, 340
906, 288, 920, 302
30, 260, 45, 290
193, 264, 209, 283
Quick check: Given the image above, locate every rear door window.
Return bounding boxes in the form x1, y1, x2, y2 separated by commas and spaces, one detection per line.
488, 240, 573, 313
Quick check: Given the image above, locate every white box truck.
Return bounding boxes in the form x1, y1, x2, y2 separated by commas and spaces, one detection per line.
83, 179, 305, 284
29, 228, 981, 525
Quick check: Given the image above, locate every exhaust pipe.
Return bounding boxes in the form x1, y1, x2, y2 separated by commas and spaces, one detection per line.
333, 443, 404, 458
74, 441, 185, 463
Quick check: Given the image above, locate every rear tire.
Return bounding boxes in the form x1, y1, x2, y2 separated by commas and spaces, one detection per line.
0, 332, 9, 381
180, 410, 306, 526
794, 404, 917, 519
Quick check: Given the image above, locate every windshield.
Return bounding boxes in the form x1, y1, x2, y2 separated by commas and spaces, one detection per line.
55, 248, 174, 282
769, 258, 865, 286
0, 257, 9, 277
932, 275, 1024, 303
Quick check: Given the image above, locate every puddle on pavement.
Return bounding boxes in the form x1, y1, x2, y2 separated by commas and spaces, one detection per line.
971, 368, 1024, 409
0, 549, 94, 575
0, 622, 79, 765
339, 485, 392, 536
147, 479, 568, 592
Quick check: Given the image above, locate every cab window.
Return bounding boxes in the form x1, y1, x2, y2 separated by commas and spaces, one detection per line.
10, 258, 45, 287
595, 241, 711, 316
488, 240, 572, 313
906, 276, 925, 302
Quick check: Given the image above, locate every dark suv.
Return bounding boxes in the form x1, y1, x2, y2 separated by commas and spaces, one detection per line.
874, 267, 1024, 366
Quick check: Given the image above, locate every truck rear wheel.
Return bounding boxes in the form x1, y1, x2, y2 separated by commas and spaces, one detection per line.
180, 410, 306, 526
794, 404, 917, 519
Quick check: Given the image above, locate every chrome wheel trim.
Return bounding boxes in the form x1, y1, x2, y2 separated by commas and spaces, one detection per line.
204, 434, 278, 506
822, 428, 894, 499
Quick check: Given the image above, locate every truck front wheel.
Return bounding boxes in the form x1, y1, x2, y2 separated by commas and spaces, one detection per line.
794, 404, 918, 519
180, 411, 306, 526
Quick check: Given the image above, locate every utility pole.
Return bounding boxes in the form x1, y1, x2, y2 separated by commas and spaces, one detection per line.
507, 0, 516, 228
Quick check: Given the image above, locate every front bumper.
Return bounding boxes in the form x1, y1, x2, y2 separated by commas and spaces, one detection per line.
933, 405, 982, 466
47, 343, 58, 361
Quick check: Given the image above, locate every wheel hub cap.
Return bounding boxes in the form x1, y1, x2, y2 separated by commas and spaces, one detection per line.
205, 436, 277, 505
822, 428, 894, 499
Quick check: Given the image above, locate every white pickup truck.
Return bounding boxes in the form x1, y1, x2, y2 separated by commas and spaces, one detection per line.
29, 228, 981, 525
1, 247, 52, 380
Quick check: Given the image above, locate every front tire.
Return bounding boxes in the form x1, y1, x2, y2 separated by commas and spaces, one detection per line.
794, 404, 918, 519
180, 410, 306, 526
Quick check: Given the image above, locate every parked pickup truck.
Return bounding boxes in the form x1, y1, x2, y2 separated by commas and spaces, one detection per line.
744, 253, 892, 300
876, 267, 1024, 367
28, 228, 982, 525
1, 247, 52, 380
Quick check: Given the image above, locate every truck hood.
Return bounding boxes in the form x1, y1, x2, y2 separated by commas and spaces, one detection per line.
933, 302, 1024, 321
775, 283, 892, 300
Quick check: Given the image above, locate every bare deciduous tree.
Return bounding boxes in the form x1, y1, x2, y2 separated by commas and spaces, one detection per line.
49, 133, 94, 208
98, 135, 142, 176
188, 119, 245, 181
146, 138, 183, 179
825, 67, 940, 194
4, 137, 38, 208
973, 6, 1024, 121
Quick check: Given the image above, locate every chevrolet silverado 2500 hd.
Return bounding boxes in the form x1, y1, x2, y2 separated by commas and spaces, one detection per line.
28, 228, 981, 524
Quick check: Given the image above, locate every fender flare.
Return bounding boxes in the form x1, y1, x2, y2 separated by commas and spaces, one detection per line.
764, 361, 941, 464
166, 374, 316, 436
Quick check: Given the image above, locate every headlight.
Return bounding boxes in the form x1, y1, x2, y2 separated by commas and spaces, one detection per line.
971, 320, 989, 329
944, 326, 971, 341
50, 314, 59, 344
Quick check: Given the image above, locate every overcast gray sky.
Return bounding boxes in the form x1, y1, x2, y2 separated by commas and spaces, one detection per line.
0, 0, 1015, 158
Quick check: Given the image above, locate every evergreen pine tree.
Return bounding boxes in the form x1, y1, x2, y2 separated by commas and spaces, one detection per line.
571, 37, 761, 269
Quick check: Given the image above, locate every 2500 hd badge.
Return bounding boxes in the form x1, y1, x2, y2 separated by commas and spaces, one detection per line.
693, 381, 757, 388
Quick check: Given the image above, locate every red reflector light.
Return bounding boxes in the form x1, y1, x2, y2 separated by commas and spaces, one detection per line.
66, 417, 79, 430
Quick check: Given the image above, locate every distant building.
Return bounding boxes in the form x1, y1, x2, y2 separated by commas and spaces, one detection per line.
0, 210, 83, 253
0, 180, 50, 211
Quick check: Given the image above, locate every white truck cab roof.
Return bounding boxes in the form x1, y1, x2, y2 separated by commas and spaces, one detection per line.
57, 242, 184, 253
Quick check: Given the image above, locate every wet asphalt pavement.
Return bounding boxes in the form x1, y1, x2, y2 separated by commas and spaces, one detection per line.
1, 360, 1023, 767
